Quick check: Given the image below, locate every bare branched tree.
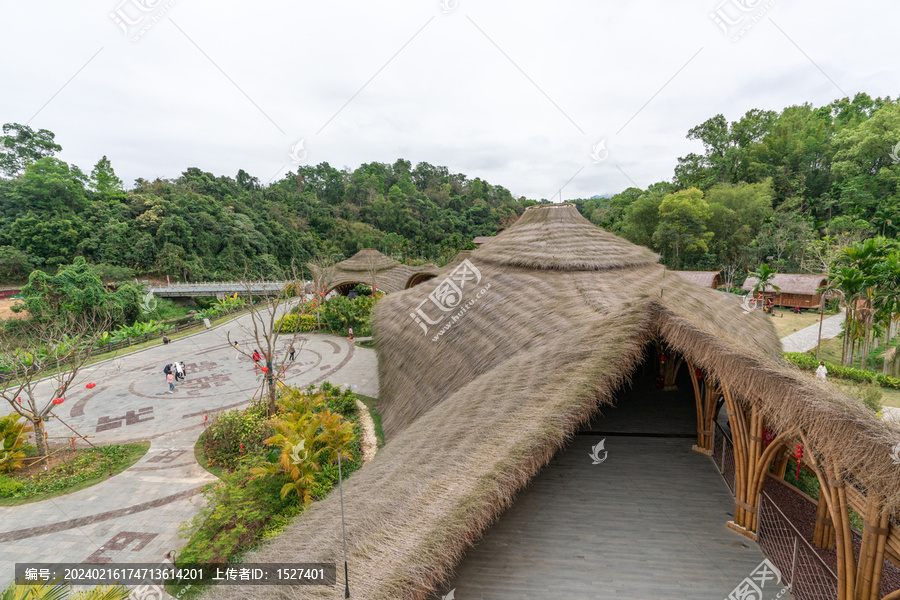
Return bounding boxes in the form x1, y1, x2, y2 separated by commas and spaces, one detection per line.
226, 264, 309, 415
0, 315, 110, 463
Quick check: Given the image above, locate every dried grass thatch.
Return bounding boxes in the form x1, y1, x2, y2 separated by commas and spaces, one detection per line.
309, 249, 438, 294
742, 273, 827, 295
672, 270, 721, 289
208, 205, 900, 600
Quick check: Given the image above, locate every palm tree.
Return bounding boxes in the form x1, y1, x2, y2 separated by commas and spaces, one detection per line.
748, 263, 781, 303
2, 581, 129, 599
829, 267, 868, 366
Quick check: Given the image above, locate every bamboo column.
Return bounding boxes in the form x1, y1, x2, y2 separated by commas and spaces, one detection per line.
854, 494, 890, 600
723, 385, 755, 534
813, 493, 836, 550
702, 380, 720, 451
686, 358, 708, 453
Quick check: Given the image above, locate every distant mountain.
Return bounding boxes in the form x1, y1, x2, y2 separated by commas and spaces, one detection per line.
590, 194, 612, 200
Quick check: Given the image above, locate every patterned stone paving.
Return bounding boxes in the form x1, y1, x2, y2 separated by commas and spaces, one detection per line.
0, 313, 378, 590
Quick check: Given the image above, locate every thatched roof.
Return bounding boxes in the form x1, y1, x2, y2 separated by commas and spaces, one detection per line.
308, 249, 438, 294
211, 205, 900, 600
672, 270, 721, 289
742, 273, 827, 295
472, 235, 494, 246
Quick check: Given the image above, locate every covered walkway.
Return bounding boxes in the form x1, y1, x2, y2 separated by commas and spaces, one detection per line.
433, 370, 782, 599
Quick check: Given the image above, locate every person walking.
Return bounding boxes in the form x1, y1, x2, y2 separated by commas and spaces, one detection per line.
816, 361, 828, 381
174, 361, 185, 382
348, 327, 353, 340
288, 343, 296, 362
166, 371, 175, 394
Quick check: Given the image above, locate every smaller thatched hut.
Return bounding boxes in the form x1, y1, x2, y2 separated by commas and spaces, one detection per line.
672, 270, 721, 289
308, 249, 438, 295
472, 236, 494, 247
742, 273, 828, 308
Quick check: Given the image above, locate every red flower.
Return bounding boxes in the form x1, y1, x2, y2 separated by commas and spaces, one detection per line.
86, 382, 97, 389
52, 398, 64, 405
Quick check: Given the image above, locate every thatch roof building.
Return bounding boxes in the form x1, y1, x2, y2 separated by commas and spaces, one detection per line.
213, 205, 900, 600
742, 273, 828, 308
308, 249, 438, 295
472, 235, 494, 247
672, 270, 721, 289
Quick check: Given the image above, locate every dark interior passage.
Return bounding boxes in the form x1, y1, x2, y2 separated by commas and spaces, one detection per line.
429, 358, 782, 600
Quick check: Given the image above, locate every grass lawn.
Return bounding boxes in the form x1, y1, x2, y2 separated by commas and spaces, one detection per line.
356, 394, 384, 448
770, 308, 831, 338
0, 441, 150, 506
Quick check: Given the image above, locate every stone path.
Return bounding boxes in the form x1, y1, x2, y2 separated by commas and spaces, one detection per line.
0, 312, 378, 590
780, 310, 845, 353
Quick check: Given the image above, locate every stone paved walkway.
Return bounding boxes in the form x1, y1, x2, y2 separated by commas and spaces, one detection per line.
0, 313, 378, 590
780, 310, 845, 353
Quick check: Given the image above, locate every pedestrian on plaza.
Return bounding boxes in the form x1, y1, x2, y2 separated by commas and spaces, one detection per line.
162, 336, 170, 345
166, 371, 175, 394
164, 363, 173, 376
252, 350, 261, 364
816, 361, 828, 381
174, 361, 185, 381
348, 328, 353, 340
288, 343, 296, 362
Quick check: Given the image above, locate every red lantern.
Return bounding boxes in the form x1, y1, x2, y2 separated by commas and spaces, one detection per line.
694, 368, 704, 381
794, 444, 804, 479
261, 366, 270, 373
16, 397, 21, 405
52, 398, 64, 405
86, 382, 96, 389
659, 353, 668, 364
240, 443, 244, 456
762, 428, 774, 448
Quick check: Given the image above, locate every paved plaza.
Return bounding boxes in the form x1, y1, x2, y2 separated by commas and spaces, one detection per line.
0, 314, 377, 589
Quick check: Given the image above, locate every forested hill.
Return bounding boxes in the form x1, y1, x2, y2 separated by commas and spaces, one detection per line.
0, 92, 898, 283
0, 142, 529, 281
572, 93, 900, 278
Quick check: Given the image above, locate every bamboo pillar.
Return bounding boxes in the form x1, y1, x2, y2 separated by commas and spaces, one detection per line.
773, 447, 789, 479
813, 493, 836, 550
855, 495, 890, 600
746, 405, 762, 531
703, 381, 720, 451
686, 358, 709, 453
723, 385, 753, 533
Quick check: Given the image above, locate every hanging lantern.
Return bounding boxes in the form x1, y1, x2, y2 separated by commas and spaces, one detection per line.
762, 428, 774, 448
794, 444, 804, 479
658, 353, 668, 364
240, 443, 244, 456
16, 397, 21, 405
86, 382, 96, 389
261, 366, 270, 373
52, 398, 64, 405
694, 368, 704, 381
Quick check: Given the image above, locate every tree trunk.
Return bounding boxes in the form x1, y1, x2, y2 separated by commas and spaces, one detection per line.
266, 360, 277, 415
884, 318, 892, 376
31, 416, 48, 464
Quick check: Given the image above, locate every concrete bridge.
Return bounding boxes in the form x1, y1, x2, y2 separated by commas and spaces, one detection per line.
147, 281, 294, 298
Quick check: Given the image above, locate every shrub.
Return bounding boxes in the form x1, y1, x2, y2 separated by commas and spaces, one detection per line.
276, 313, 320, 333
318, 294, 375, 336
0, 414, 33, 473
0, 474, 23, 497
784, 352, 893, 387
202, 401, 272, 470
178, 464, 299, 566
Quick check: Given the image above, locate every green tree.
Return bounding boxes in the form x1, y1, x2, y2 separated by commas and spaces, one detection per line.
652, 188, 713, 267
89, 155, 124, 199
0, 123, 62, 177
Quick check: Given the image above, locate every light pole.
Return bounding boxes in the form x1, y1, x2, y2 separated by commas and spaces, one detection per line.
338, 450, 349, 598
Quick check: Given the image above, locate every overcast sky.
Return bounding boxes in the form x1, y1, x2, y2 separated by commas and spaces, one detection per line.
1, 1, 897, 200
